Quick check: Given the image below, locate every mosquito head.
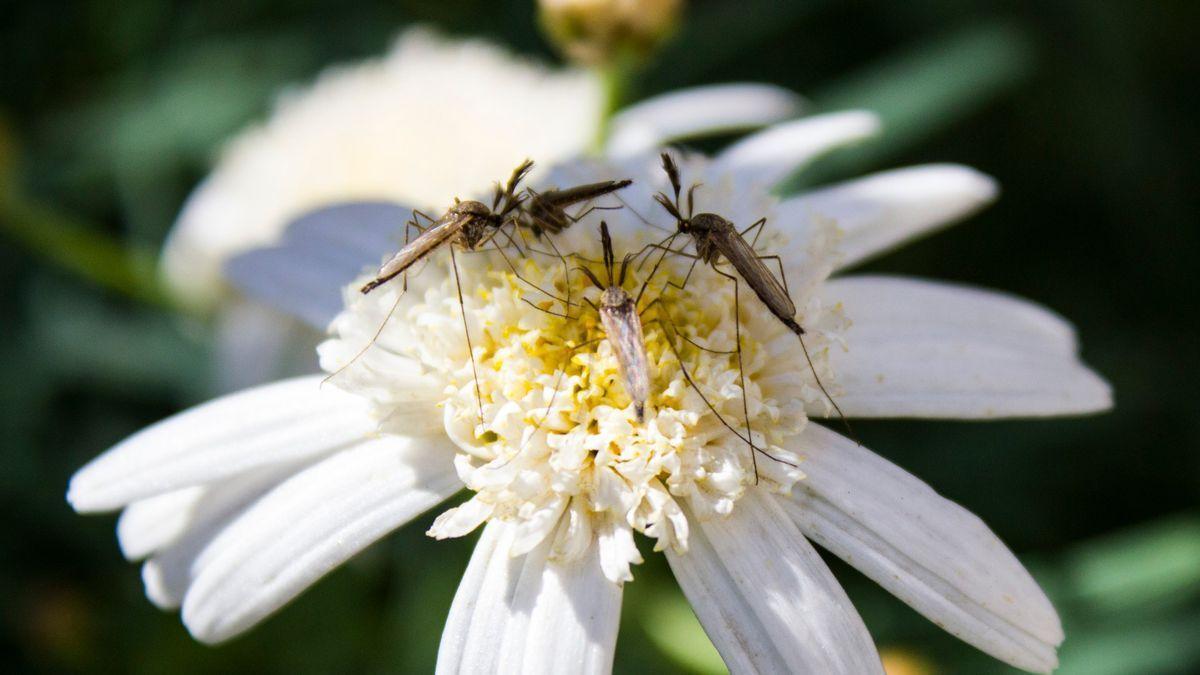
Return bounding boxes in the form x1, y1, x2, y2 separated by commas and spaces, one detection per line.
600, 286, 630, 309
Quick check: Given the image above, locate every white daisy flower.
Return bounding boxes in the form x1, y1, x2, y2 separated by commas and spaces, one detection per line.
71, 115, 1111, 673
163, 26, 802, 310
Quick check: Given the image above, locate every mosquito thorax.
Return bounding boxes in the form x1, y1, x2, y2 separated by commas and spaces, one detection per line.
450, 200, 491, 217
689, 212, 734, 233
451, 200, 500, 249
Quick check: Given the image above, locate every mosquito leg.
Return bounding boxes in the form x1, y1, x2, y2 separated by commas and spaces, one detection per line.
640, 296, 729, 354
411, 209, 439, 229
520, 297, 576, 319
449, 247, 484, 424
634, 233, 684, 304
567, 203, 622, 223
757, 254, 791, 297
612, 190, 672, 235
491, 240, 572, 305
713, 267, 758, 483
658, 256, 700, 296
538, 231, 575, 310
741, 217, 768, 248
322, 286, 407, 387
797, 330, 859, 447
652, 316, 798, 470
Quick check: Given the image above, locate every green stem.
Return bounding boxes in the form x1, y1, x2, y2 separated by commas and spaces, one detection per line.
592, 57, 634, 153
0, 191, 178, 309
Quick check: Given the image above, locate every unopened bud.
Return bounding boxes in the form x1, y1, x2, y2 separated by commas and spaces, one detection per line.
539, 0, 683, 66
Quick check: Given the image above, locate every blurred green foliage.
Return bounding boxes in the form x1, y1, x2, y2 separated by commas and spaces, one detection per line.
2, 1, 1197, 673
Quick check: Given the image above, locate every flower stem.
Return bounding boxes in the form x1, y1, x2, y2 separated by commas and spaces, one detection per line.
592, 57, 634, 153
0, 190, 178, 309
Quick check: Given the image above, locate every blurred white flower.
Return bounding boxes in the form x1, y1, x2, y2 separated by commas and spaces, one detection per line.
71, 114, 1111, 674
163, 27, 801, 310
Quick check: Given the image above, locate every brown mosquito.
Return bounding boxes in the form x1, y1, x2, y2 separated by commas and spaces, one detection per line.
360, 162, 631, 295
341, 161, 629, 421
645, 152, 853, 433
509, 221, 793, 481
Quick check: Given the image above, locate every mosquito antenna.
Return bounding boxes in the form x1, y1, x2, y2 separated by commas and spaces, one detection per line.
654, 193, 684, 223
619, 253, 632, 287
660, 152, 682, 203
686, 183, 701, 220
797, 331, 859, 445
491, 182, 503, 210
634, 232, 683, 304
610, 189, 673, 235
599, 221, 615, 285
575, 265, 604, 290
499, 160, 533, 214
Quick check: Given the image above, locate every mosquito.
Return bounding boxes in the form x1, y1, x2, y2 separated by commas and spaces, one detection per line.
342, 160, 630, 420
509, 221, 792, 480
646, 152, 853, 432
361, 162, 631, 295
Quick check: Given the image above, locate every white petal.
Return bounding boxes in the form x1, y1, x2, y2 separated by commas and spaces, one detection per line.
140, 461, 306, 609
181, 434, 460, 643
606, 83, 803, 158
118, 487, 206, 561
67, 375, 377, 513
777, 164, 998, 269
666, 491, 883, 674
783, 424, 1063, 673
211, 298, 315, 394
224, 201, 409, 330
819, 275, 1112, 418
712, 111, 881, 187
437, 521, 622, 675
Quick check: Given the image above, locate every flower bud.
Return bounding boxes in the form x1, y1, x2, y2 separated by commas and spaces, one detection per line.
539, 0, 683, 66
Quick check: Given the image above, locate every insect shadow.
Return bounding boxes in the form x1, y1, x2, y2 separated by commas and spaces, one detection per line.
332, 160, 631, 422
507, 221, 796, 479
635, 152, 855, 441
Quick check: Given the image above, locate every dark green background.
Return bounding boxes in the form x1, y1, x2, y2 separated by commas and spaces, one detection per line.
2, 1, 1197, 673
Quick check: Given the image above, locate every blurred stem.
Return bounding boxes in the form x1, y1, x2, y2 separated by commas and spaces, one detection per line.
592, 55, 636, 152
0, 190, 176, 309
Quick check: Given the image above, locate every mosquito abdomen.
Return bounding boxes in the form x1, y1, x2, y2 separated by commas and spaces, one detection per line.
598, 293, 650, 423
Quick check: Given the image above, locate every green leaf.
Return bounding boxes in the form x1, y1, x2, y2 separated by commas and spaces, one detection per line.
640, 588, 725, 675
1062, 514, 1200, 614
783, 21, 1035, 191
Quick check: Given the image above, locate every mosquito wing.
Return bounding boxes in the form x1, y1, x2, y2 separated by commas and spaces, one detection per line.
524, 179, 632, 234
599, 292, 651, 421
538, 179, 633, 209
714, 225, 797, 320
361, 211, 469, 293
